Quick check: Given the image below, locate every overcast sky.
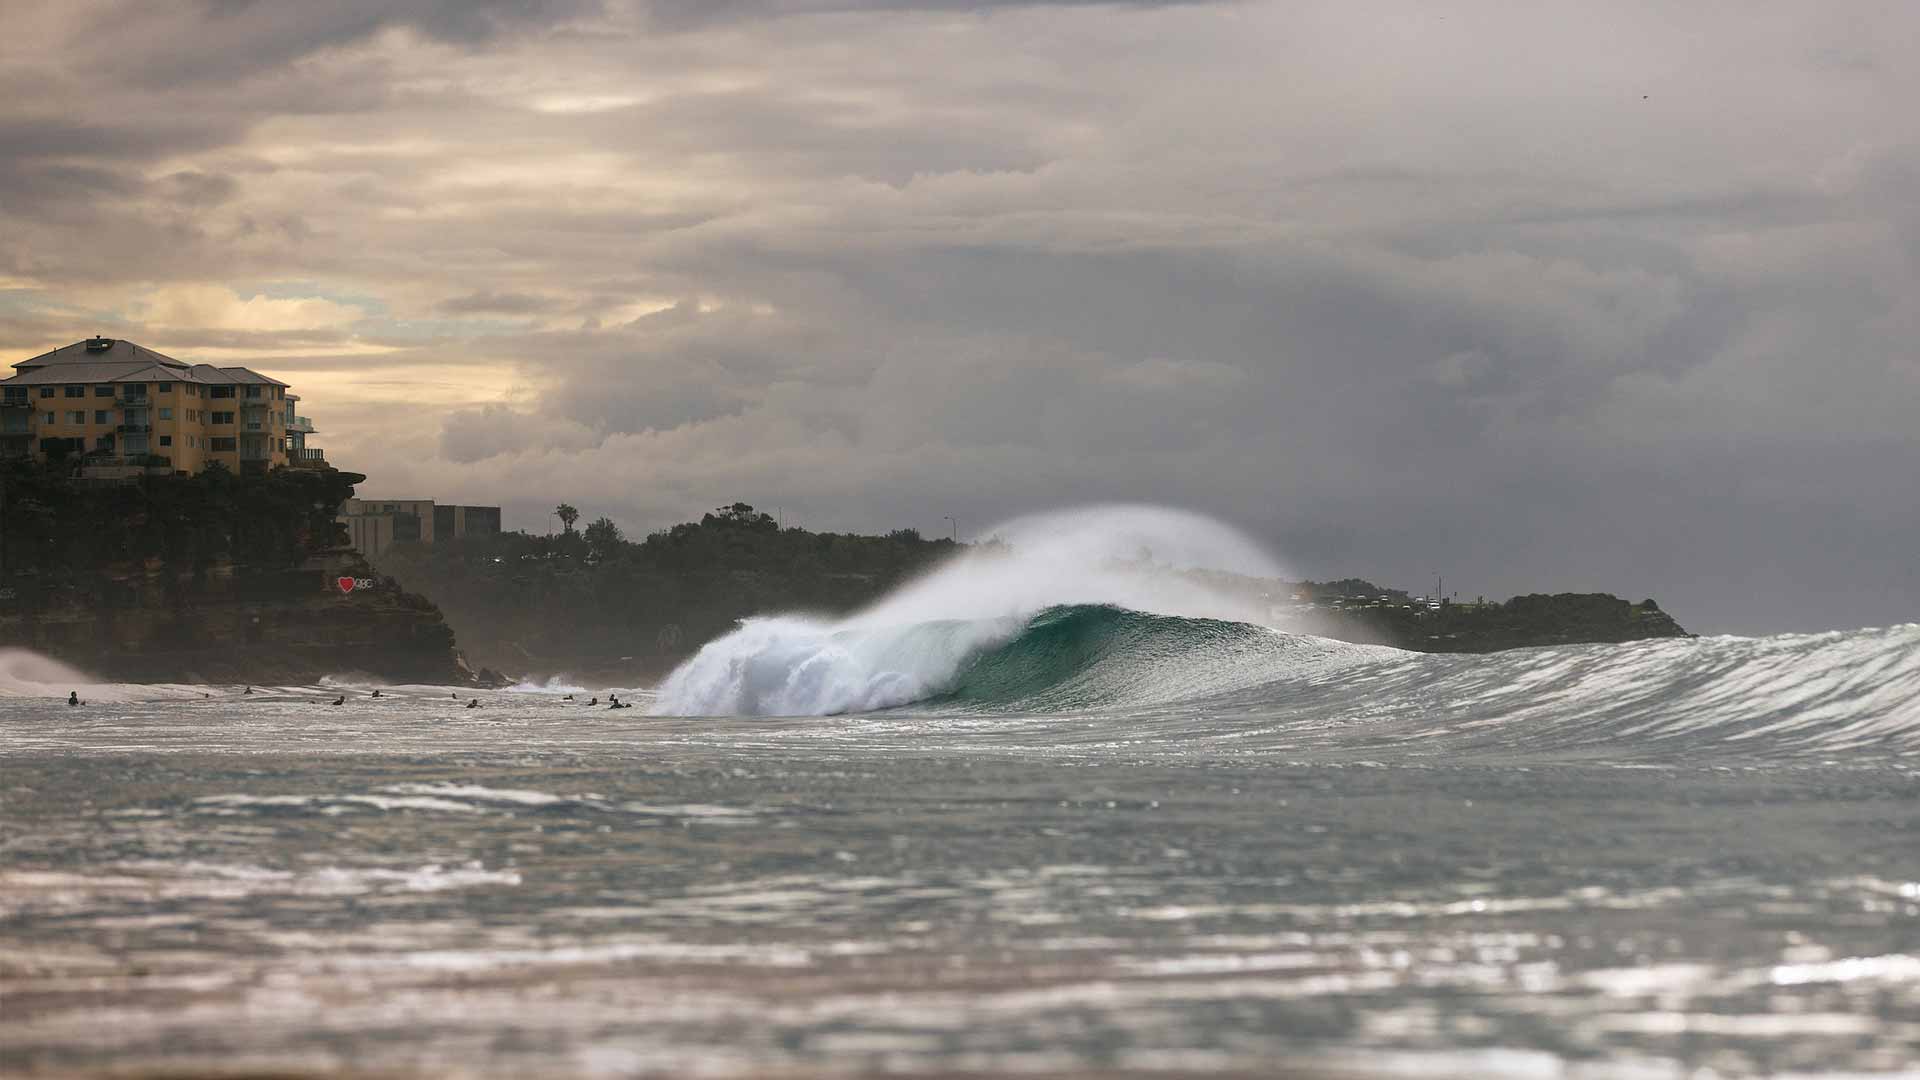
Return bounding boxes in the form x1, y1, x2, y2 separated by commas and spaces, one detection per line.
2, 0, 1915, 633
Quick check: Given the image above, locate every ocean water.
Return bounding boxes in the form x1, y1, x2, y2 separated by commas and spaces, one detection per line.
3, 611, 1919, 1079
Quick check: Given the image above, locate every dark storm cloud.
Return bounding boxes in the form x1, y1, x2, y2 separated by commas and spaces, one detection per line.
69, 0, 607, 86
640, 0, 1218, 28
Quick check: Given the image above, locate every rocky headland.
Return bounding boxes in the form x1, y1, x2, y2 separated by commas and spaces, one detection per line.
0, 463, 470, 685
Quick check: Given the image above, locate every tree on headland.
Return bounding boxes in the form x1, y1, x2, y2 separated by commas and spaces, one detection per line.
584, 516, 624, 556
703, 502, 776, 530
554, 504, 579, 533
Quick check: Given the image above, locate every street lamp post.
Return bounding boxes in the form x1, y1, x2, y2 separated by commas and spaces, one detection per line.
943, 515, 957, 542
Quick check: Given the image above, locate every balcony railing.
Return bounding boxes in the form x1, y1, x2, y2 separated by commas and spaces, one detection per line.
1, 398, 32, 409
117, 423, 152, 434
288, 416, 315, 433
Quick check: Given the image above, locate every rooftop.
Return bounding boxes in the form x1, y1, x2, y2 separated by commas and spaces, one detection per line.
5, 339, 286, 388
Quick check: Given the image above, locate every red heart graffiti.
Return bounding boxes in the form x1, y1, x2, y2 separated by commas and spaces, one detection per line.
337, 577, 357, 594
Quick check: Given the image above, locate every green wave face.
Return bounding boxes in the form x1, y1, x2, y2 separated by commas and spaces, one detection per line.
937, 604, 1298, 711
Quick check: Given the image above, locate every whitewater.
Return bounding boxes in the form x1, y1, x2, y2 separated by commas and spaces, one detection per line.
3, 506, 1917, 1078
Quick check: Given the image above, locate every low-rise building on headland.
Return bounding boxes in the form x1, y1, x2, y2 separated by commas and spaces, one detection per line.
1, 337, 328, 476
340, 498, 501, 556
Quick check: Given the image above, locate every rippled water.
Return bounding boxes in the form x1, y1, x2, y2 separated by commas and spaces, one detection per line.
3, 668, 1918, 1078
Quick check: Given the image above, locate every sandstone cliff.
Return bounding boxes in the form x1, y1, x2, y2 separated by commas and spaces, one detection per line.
0, 547, 468, 685
0, 462, 470, 685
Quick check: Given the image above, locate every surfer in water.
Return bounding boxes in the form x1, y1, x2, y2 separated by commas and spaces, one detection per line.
243, 686, 253, 695
68, 691, 80, 706
466, 698, 480, 709
331, 695, 345, 706
371, 689, 382, 698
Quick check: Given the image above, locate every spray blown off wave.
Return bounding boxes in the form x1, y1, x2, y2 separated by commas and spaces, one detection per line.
652, 506, 1295, 716
0, 648, 211, 703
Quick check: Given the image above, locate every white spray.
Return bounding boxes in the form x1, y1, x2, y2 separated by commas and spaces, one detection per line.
650, 505, 1291, 716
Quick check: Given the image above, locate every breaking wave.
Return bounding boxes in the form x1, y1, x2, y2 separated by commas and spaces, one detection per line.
650, 507, 1920, 757
655, 603, 1920, 756
651, 505, 1294, 716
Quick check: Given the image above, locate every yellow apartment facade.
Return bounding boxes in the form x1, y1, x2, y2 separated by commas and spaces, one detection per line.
0, 337, 326, 476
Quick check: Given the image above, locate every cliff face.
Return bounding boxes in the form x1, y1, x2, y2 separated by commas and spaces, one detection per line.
0, 462, 470, 685
0, 546, 468, 685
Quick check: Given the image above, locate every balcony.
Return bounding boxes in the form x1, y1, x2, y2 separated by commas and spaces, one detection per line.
117, 423, 152, 434
289, 447, 329, 469
0, 398, 32, 409
288, 415, 316, 434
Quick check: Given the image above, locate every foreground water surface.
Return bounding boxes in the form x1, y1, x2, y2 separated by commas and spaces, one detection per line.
2, 655, 1918, 1078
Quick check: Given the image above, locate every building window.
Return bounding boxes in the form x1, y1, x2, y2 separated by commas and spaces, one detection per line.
243, 385, 262, 399
44, 412, 54, 424
212, 411, 234, 425
210, 386, 235, 399
94, 410, 109, 424
38, 386, 54, 398
94, 385, 114, 397
65, 385, 84, 398
210, 436, 237, 451
159, 407, 172, 420
158, 383, 172, 393
66, 411, 84, 424
1, 387, 24, 403
159, 435, 172, 447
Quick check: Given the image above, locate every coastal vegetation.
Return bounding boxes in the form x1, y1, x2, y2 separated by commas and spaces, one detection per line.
0, 459, 360, 589
1277, 587, 1687, 652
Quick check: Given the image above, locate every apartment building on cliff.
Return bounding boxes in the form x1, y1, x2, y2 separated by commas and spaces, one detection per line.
0, 337, 328, 476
